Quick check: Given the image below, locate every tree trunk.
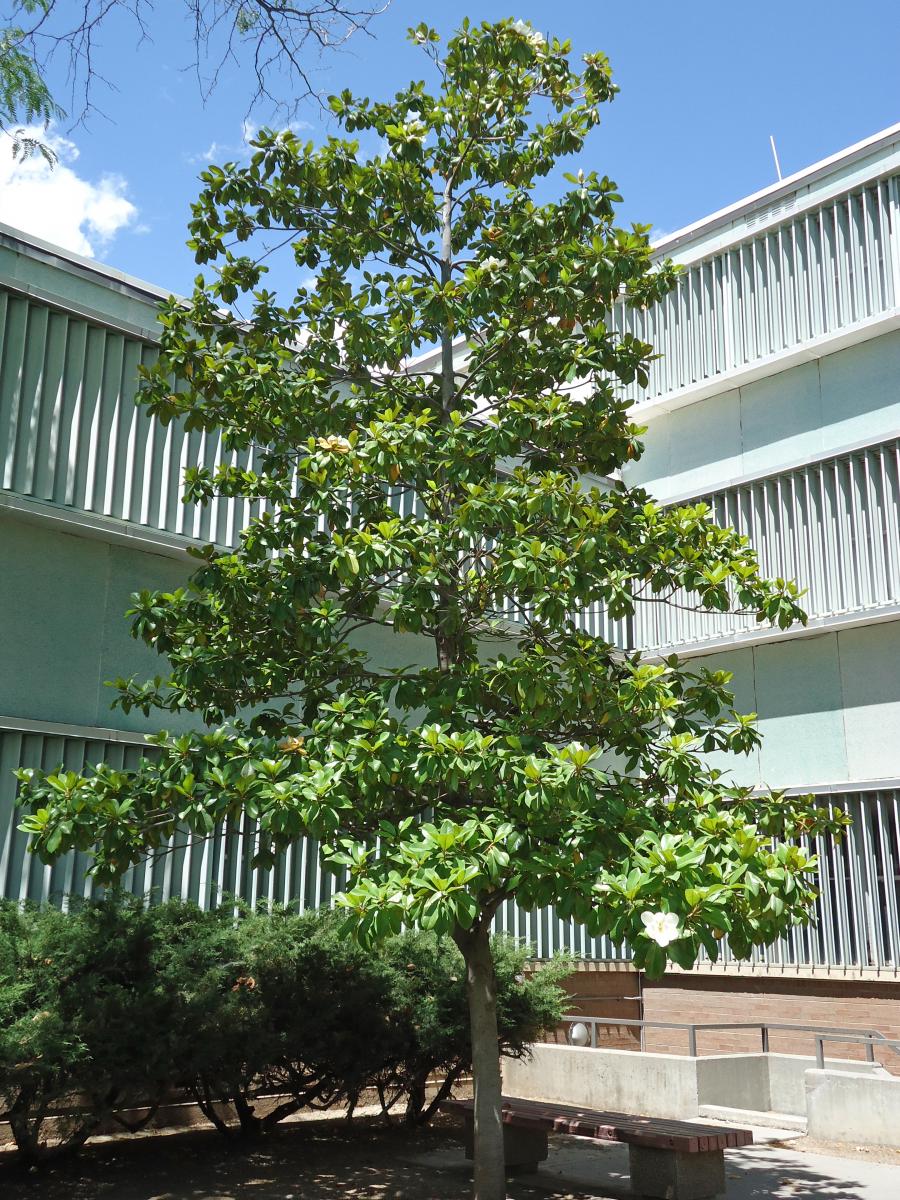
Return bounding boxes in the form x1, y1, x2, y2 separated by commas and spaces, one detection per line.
438, 156, 504, 1200
456, 921, 507, 1200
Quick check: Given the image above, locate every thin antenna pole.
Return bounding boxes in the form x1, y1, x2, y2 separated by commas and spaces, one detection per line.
769, 135, 783, 181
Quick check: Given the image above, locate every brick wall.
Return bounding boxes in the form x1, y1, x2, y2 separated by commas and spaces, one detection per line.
642, 973, 900, 1072
542, 964, 642, 1050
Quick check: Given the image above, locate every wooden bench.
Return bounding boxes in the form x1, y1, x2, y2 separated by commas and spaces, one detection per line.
441, 1096, 753, 1199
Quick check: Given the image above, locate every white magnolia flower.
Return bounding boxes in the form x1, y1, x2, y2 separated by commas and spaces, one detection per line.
511, 19, 545, 47
401, 110, 427, 141
640, 910, 682, 947
480, 255, 507, 276
317, 434, 352, 455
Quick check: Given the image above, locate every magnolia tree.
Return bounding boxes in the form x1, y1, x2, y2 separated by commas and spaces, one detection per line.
19, 20, 845, 1200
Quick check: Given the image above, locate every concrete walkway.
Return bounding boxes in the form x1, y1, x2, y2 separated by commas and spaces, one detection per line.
409, 1127, 900, 1198
530, 1138, 900, 1198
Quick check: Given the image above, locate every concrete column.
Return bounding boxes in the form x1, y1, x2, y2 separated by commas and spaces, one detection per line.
628, 1144, 726, 1199
462, 1114, 549, 1174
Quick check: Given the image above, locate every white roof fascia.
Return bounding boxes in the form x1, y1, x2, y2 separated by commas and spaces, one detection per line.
651, 122, 900, 268
0, 220, 175, 305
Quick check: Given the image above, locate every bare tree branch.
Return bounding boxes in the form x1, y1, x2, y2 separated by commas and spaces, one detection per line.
2, 0, 391, 136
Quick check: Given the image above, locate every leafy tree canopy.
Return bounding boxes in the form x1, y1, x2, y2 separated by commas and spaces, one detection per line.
1, 1, 63, 160
17, 20, 845, 1195
20, 17, 838, 961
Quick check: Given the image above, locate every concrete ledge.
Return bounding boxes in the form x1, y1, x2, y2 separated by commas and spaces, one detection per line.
698, 1052, 883, 1116
503, 1043, 702, 1119
806, 1068, 900, 1148
505, 1044, 889, 1126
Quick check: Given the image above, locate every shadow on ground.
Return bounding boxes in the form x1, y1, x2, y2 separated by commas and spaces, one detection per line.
1, 1117, 898, 1199
412, 1136, 894, 1199
517, 1137, 893, 1198
0, 1120, 461, 1200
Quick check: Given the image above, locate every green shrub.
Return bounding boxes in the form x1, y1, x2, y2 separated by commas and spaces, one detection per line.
0, 897, 174, 1162
154, 909, 569, 1135
190, 906, 401, 1136
0, 897, 568, 1162
145, 900, 266, 1139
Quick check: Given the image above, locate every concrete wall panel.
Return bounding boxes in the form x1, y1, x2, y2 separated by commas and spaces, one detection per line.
0, 514, 195, 731
501, 1043, 701, 1119
627, 389, 742, 501
838, 621, 900, 783
98, 543, 199, 734
690, 621, 900, 792
692, 646, 760, 788
739, 362, 823, 478
806, 1068, 900, 1147
0, 516, 109, 726
630, 334, 900, 505
818, 330, 900, 450
752, 635, 849, 789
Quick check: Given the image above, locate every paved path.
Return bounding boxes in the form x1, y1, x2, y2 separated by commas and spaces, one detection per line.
410, 1127, 900, 1198
526, 1138, 900, 1198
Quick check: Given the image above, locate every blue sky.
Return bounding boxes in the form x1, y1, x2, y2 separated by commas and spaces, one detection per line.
3, 1, 899, 295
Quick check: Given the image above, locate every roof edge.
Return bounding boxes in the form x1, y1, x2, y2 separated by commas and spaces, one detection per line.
650, 120, 900, 256
0, 220, 178, 305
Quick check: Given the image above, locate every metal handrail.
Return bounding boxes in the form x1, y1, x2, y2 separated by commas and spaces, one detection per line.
560, 1014, 900, 1063
812, 1031, 900, 1070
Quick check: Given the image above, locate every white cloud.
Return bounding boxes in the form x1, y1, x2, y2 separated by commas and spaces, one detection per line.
0, 126, 137, 257
189, 137, 234, 165
187, 118, 313, 166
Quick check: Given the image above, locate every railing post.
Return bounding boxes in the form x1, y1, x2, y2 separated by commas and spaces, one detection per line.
761, 1026, 770, 1054
866, 1036, 875, 1063
688, 1026, 697, 1057
591, 1019, 597, 1049
815, 1037, 825, 1070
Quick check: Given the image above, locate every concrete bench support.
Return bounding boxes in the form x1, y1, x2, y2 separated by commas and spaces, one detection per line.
461, 1112, 549, 1175
629, 1144, 726, 1200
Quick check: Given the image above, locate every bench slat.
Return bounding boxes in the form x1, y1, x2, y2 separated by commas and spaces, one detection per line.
441, 1097, 753, 1153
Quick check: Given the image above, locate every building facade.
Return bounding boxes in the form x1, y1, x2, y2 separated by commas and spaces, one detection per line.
618, 124, 900, 1055
2, 124, 900, 1055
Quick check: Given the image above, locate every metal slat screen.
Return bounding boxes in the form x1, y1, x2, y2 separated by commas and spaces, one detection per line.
0, 290, 268, 545
614, 176, 900, 408
0, 729, 340, 913
635, 438, 900, 653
